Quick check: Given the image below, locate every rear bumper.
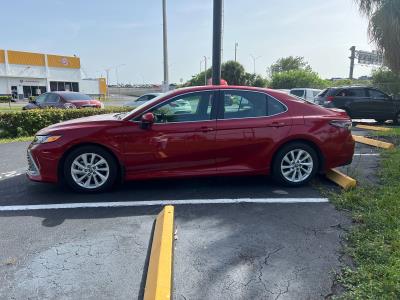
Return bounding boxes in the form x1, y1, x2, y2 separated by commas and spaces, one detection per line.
323, 133, 355, 171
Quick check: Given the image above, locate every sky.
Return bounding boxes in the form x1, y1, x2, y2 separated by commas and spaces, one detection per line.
0, 0, 376, 84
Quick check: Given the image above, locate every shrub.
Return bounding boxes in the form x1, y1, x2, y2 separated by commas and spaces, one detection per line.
0, 95, 12, 103
0, 107, 132, 138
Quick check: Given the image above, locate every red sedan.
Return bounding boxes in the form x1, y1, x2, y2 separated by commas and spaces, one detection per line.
23, 92, 103, 110
27, 86, 354, 192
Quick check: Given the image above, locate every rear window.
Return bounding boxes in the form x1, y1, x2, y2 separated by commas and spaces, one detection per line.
290, 90, 305, 98
62, 93, 92, 101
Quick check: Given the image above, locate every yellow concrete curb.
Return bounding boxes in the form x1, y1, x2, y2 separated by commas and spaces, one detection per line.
326, 169, 357, 190
352, 135, 395, 149
355, 124, 391, 132
144, 205, 174, 300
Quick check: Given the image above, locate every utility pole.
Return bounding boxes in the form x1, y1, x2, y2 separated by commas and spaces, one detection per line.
204, 56, 208, 85
105, 68, 110, 99
234, 42, 238, 62
349, 46, 356, 80
250, 54, 261, 74
162, 0, 169, 92
212, 0, 223, 85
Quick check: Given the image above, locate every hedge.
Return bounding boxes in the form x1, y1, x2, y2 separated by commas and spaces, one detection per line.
0, 95, 12, 103
0, 107, 132, 138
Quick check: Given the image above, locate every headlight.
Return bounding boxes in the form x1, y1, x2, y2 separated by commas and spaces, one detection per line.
33, 135, 62, 144
329, 120, 352, 130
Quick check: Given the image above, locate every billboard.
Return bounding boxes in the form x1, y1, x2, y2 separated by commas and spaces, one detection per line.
357, 50, 384, 66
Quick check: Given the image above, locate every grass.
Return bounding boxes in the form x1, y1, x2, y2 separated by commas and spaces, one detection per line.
331, 128, 400, 299
0, 136, 33, 144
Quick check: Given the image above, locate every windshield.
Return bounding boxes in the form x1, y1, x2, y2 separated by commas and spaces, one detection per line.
62, 93, 92, 101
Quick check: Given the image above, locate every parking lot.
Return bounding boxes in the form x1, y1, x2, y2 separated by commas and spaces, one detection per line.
0, 126, 383, 299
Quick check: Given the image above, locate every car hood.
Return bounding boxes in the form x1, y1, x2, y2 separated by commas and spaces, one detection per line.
37, 113, 120, 135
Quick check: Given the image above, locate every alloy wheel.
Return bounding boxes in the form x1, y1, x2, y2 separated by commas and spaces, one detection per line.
280, 149, 314, 183
70, 153, 110, 189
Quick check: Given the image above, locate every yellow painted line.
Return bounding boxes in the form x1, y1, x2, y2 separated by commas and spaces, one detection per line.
326, 169, 357, 190
144, 205, 174, 300
352, 135, 395, 149
355, 124, 391, 132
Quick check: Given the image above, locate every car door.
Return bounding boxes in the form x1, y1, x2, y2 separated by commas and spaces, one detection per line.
366, 88, 395, 119
337, 88, 369, 118
214, 89, 292, 174
122, 90, 218, 178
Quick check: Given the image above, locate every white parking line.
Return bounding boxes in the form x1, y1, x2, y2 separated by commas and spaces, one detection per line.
0, 168, 25, 181
0, 198, 329, 211
353, 153, 380, 156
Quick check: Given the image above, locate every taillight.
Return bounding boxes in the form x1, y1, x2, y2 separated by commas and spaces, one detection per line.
329, 120, 352, 130
326, 96, 334, 102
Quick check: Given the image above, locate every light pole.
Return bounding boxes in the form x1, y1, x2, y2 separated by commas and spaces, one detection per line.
212, 0, 223, 85
250, 54, 261, 74
234, 42, 238, 62
162, 0, 169, 92
204, 56, 208, 85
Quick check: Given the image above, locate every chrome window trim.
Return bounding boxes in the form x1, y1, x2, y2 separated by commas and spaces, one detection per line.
130, 88, 289, 125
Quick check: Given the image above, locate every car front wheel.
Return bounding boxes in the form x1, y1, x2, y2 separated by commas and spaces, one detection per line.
272, 143, 319, 186
63, 146, 118, 192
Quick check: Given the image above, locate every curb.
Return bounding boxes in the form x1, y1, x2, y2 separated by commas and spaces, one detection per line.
144, 205, 175, 300
355, 124, 391, 132
326, 169, 357, 190
352, 135, 395, 149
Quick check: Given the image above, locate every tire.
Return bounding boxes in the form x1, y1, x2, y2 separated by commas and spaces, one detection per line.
63, 145, 118, 192
393, 112, 400, 125
272, 142, 319, 187
375, 119, 386, 124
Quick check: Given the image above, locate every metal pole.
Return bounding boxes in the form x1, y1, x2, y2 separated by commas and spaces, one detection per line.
105, 69, 110, 99
162, 0, 169, 92
349, 46, 356, 80
204, 56, 207, 85
234, 42, 238, 62
212, 0, 223, 85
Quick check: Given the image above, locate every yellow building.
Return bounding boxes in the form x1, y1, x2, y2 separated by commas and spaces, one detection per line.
0, 49, 106, 99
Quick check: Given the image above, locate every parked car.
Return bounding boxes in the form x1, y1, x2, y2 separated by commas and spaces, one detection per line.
23, 92, 103, 110
290, 88, 322, 103
27, 86, 354, 192
123, 93, 162, 107
316, 86, 400, 124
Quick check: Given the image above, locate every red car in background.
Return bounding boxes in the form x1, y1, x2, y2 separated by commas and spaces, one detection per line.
27, 86, 355, 192
23, 91, 103, 110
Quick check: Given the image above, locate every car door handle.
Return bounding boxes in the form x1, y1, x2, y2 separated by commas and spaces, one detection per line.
270, 122, 286, 127
199, 126, 215, 132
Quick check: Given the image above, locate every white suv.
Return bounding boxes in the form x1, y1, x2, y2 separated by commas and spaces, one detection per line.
290, 88, 322, 103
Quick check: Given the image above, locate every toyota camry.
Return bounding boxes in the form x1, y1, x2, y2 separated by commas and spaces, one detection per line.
27, 86, 355, 192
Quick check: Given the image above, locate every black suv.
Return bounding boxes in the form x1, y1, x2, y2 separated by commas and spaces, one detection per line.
317, 86, 400, 124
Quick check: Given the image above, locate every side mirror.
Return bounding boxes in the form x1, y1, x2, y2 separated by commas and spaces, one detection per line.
140, 112, 155, 129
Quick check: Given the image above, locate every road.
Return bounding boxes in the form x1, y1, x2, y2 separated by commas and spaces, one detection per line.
0, 127, 382, 299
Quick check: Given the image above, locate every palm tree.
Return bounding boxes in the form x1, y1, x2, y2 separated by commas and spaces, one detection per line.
355, 0, 400, 73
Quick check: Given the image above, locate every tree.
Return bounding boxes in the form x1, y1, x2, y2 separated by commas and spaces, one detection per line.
372, 67, 400, 96
269, 56, 311, 75
269, 69, 326, 89
184, 60, 268, 87
355, 0, 400, 73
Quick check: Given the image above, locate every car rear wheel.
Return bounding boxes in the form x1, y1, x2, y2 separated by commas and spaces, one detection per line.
63, 146, 117, 192
272, 143, 319, 187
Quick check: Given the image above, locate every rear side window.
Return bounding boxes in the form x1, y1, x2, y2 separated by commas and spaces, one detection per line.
368, 89, 388, 99
221, 90, 286, 119
62, 93, 92, 101
336, 89, 366, 97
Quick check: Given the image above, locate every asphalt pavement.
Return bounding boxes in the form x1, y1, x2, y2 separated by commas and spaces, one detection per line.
0, 127, 383, 299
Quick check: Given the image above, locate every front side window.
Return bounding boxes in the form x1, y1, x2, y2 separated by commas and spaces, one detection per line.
221, 90, 286, 119
45, 94, 60, 103
147, 91, 215, 123
35, 94, 47, 105
337, 89, 366, 97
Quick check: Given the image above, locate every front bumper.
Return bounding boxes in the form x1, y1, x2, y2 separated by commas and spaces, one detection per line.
26, 143, 62, 183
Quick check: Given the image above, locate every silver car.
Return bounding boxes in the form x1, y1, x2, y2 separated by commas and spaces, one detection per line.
123, 93, 162, 107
